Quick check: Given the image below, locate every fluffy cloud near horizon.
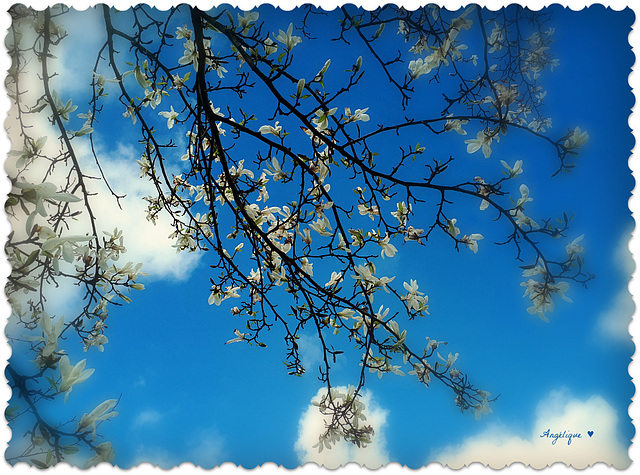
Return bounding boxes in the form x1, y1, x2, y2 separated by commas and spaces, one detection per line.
432, 389, 630, 469
131, 430, 225, 468
295, 387, 390, 468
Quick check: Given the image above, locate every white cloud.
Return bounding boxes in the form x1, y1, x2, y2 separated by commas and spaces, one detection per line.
134, 409, 163, 427
132, 445, 179, 469
131, 431, 224, 468
594, 233, 634, 342
595, 289, 634, 341
6, 11, 201, 284
613, 233, 635, 277
295, 387, 390, 468
78, 141, 202, 282
297, 333, 323, 371
49, 7, 106, 97
432, 389, 631, 469
186, 432, 226, 468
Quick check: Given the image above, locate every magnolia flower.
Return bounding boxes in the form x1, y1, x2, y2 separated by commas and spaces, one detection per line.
446, 218, 460, 238
274, 23, 301, 50
175, 24, 192, 39
460, 233, 484, 253
213, 62, 228, 79
178, 39, 211, 71
439, 352, 459, 368
566, 235, 585, 258
443, 118, 468, 135
488, 22, 505, 53
92, 72, 119, 92
258, 121, 282, 136
473, 398, 493, 421
137, 156, 151, 178
158, 106, 179, 129
263, 38, 278, 56
352, 264, 394, 292
409, 35, 428, 54
465, 130, 497, 158
402, 280, 429, 313
59, 356, 95, 402
404, 225, 425, 244
404, 279, 420, 295
265, 156, 287, 180
473, 176, 492, 211
565, 127, 589, 149
24, 313, 64, 357
344, 107, 370, 123
515, 184, 533, 209
296, 78, 305, 98
83, 333, 109, 352
512, 209, 540, 229
309, 215, 333, 237
313, 59, 331, 82
408, 57, 434, 79
528, 117, 553, 133
312, 108, 337, 131
9, 136, 47, 169
225, 328, 248, 344
501, 159, 523, 178
325, 271, 343, 287
76, 399, 118, 440
15, 181, 81, 219
237, 11, 259, 33
397, 19, 409, 36
41, 313, 63, 356
391, 201, 411, 226
522, 264, 546, 278
18, 183, 85, 239
41, 234, 95, 268
52, 91, 77, 121
521, 279, 571, 321
131, 65, 151, 89
142, 88, 164, 109
337, 308, 356, 320
408, 363, 431, 384
123, 105, 137, 125
387, 319, 407, 347
358, 203, 380, 221
71, 124, 94, 137
298, 227, 312, 245
426, 338, 442, 351
495, 83, 519, 106
378, 234, 397, 259
84, 442, 115, 468
300, 257, 314, 276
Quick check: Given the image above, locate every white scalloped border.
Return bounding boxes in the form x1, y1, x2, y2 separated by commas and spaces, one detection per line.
1, 2, 637, 474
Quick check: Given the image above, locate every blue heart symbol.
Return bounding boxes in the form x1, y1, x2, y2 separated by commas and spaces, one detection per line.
588, 431, 594, 437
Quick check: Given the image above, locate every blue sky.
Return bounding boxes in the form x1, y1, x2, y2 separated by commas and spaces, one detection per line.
2, 1, 638, 472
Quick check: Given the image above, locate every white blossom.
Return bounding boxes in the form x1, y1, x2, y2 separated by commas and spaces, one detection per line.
460, 233, 484, 253
59, 356, 95, 402
500, 159, 523, 178
274, 23, 301, 50
158, 106, 179, 129
76, 399, 118, 440
258, 121, 282, 137
325, 271, 343, 287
